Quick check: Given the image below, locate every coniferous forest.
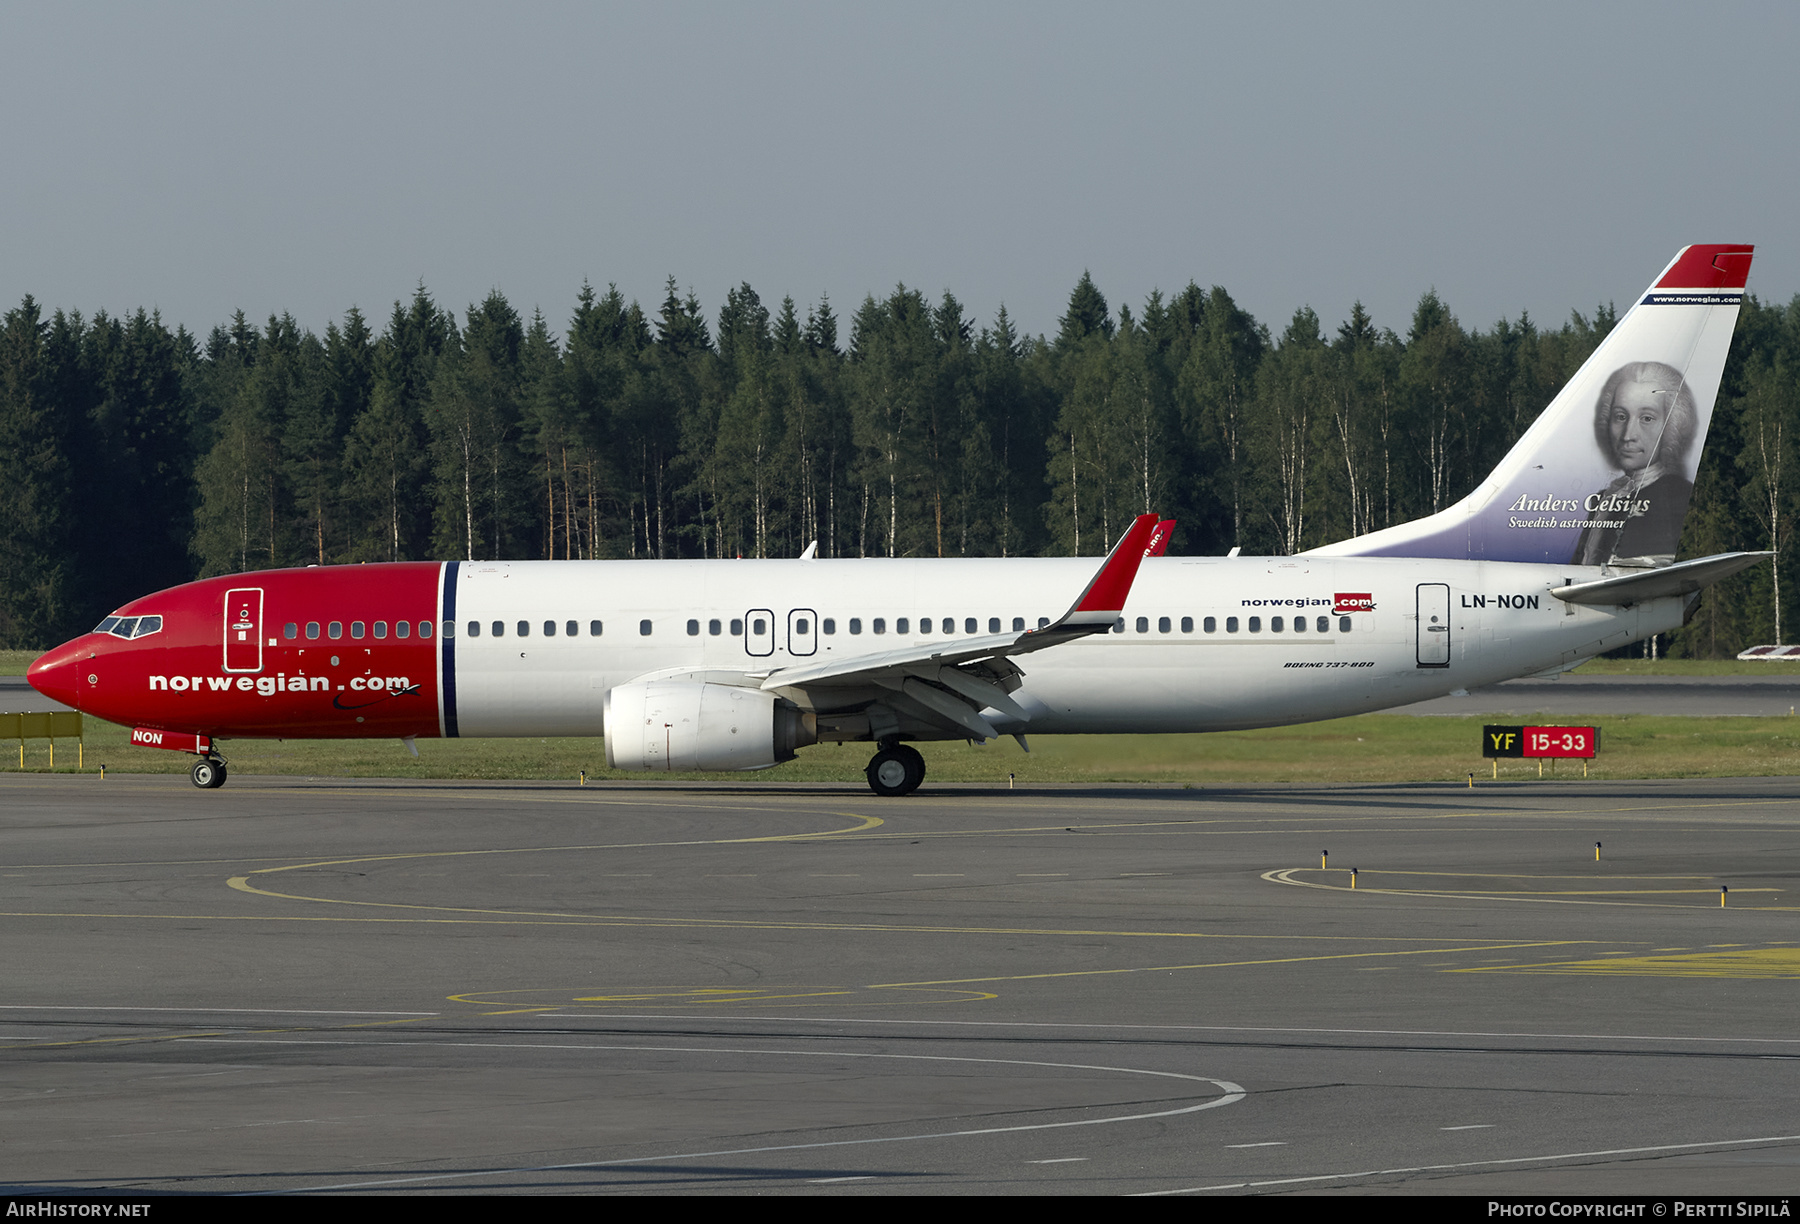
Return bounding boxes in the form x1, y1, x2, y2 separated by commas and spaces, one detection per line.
1, 274, 1796, 656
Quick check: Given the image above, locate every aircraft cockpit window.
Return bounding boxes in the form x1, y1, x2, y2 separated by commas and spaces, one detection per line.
132, 616, 162, 637
94, 616, 120, 635
110, 617, 139, 638
351, 621, 366, 639
284, 623, 298, 639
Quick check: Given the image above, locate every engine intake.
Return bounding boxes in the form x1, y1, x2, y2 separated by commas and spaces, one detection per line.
604, 681, 816, 771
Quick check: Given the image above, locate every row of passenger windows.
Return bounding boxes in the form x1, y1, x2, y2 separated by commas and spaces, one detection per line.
447, 613, 1358, 639
283, 620, 434, 641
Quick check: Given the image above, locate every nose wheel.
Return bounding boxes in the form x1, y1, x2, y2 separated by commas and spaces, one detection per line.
865, 744, 925, 797
191, 757, 228, 789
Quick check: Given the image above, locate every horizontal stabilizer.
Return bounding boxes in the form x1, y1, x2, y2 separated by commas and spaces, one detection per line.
1551, 552, 1771, 606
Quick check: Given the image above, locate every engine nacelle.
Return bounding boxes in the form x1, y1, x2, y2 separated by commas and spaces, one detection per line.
603, 681, 817, 772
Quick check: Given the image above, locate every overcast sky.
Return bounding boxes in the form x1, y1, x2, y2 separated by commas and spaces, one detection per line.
2, 2, 1795, 344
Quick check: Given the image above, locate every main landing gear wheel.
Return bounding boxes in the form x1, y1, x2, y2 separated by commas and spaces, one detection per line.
865, 744, 925, 797
191, 758, 227, 789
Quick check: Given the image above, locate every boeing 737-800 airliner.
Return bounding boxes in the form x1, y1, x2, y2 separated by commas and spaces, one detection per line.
27, 245, 1767, 794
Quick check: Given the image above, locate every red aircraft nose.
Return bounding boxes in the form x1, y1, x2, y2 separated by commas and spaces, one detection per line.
27, 641, 85, 711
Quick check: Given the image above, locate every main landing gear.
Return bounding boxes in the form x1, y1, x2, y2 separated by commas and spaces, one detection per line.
191, 756, 228, 789
865, 743, 925, 797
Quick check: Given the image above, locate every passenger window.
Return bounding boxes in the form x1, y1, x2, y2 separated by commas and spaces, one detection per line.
849, 618, 862, 635
1272, 616, 1284, 632
544, 621, 556, 637
989, 617, 1000, 634
1158, 616, 1171, 633
517, 621, 529, 637
1183, 616, 1195, 633
1249, 617, 1262, 633
752, 617, 766, 635
822, 619, 835, 634
436, 621, 450, 639
687, 619, 700, 636
1226, 617, 1239, 633
1201, 617, 1214, 633
284, 623, 298, 639
708, 619, 721, 636
467, 621, 481, 638
920, 618, 933, 634
419, 621, 433, 639
1318, 616, 1329, 633
373, 621, 388, 639
729, 618, 742, 635
1113, 618, 1125, 634
590, 620, 603, 636
329, 622, 343, 639
872, 618, 885, 635
1038, 617, 1050, 629
1136, 616, 1149, 633
395, 621, 410, 639
351, 621, 365, 639
1012, 617, 1024, 632
566, 620, 578, 637
492, 621, 504, 638
1339, 616, 1352, 633
795, 618, 809, 634
966, 618, 978, 634
1294, 616, 1306, 633
896, 618, 909, 634
639, 619, 652, 636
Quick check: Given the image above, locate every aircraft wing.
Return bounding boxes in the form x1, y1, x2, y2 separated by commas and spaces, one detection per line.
757, 513, 1162, 739
1552, 552, 1772, 606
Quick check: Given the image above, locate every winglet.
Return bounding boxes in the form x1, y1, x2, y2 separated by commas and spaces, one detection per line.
1048, 513, 1160, 631
1146, 519, 1176, 557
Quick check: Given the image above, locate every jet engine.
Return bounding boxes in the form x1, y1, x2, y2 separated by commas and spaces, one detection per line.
603, 680, 817, 771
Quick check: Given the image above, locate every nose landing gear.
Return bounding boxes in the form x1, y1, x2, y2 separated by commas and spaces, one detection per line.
190, 756, 228, 789
865, 743, 925, 797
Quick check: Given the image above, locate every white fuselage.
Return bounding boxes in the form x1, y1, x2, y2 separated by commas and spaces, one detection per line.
443, 556, 1673, 738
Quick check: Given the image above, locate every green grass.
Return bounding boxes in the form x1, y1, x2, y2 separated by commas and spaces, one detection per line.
9, 711, 1798, 785
0, 650, 38, 676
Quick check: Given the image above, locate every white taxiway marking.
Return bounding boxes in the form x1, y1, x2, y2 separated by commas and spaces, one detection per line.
1442, 1125, 1494, 1131
1028, 1158, 1088, 1163
1225, 1142, 1287, 1148
1136, 1133, 1800, 1195
211, 1039, 1244, 1195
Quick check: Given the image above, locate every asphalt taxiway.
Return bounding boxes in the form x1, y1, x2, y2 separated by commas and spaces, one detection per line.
4, 773, 1800, 1196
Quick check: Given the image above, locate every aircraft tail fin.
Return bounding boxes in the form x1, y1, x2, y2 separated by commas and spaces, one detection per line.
1308, 245, 1753, 567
